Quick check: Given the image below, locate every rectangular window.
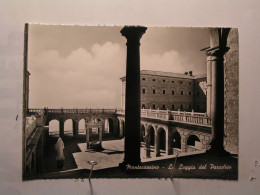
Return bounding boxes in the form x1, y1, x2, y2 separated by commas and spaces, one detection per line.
153, 104, 156, 109
189, 91, 191, 95
180, 81, 183, 84
172, 90, 175, 95
172, 104, 174, 109
181, 91, 183, 95
153, 79, 156, 81
163, 90, 166, 94
163, 79, 165, 82
153, 89, 156, 94
172, 81, 174, 83
142, 78, 145, 81
142, 104, 145, 109
142, 89, 145, 94
189, 104, 191, 109
162, 105, 166, 110
181, 105, 183, 109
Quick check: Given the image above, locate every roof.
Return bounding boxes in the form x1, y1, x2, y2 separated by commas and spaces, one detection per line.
120, 70, 206, 80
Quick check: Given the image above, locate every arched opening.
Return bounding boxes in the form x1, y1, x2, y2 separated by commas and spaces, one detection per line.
148, 126, 155, 146
140, 124, 145, 142
120, 120, 125, 137
172, 131, 181, 149
187, 135, 202, 151
49, 120, 59, 136
104, 118, 113, 133
64, 119, 73, 135
158, 128, 166, 151
78, 119, 85, 135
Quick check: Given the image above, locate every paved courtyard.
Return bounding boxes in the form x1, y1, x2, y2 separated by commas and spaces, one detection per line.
73, 138, 204, 170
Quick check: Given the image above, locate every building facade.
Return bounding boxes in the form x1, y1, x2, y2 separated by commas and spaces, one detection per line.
120, 70, 207, 113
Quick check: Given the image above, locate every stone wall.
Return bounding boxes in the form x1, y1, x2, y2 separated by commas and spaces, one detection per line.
224, 28, 239, 154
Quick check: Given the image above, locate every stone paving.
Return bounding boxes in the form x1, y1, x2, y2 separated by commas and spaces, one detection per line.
73, 138, 205, 170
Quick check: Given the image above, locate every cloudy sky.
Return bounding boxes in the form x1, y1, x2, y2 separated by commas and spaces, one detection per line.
28, 25, 209, 109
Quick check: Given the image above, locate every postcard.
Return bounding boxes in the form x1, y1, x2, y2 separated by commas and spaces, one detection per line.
22, 24, 238, 180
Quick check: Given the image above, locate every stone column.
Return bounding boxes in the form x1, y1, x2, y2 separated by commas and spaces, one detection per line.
155, 128, 160, 157
166, 128, 173, 155
144, 125, 151, 158
86, 128, 90, 151
59, 120, 64, 137
206, 54, 212, 116
119, 26, 147, 168
181, 135, 187, 153
73, 120, 79, 136
207, 48, 229, 155
99, 126, 103, 147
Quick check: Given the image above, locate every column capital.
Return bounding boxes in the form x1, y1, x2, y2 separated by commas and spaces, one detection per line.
120, 26, 147, 42
207, 46, 230, 60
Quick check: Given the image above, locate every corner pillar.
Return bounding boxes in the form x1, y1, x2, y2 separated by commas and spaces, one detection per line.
207, 47, 230, 155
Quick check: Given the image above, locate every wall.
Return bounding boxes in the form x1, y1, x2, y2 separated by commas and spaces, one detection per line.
224, 28, 239, 154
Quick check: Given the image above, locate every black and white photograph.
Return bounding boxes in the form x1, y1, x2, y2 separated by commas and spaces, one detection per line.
22, 24, 238, 180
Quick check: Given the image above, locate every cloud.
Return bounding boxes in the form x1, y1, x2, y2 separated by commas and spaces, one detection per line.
29, 42, 125, 108
141, 50, 190, 73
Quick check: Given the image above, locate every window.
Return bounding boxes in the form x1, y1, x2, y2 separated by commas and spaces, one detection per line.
142, 78, 145, 81
153, 79, 156, 81
172, 90, 175, 95
153, 104, 156, 109
181, 105, 183, 110
189, 91, 191, 95
189, 104, 192, 109
153, 89, 156, 94
142, 104, 145, 109
163, 79, 165, 82
181, 91, 183, 95
172, 105, 174, 109
163, 90, 166, 94
162, 105, 166, 110
142, 89, 145, 94
172, 81, 174, 83
180, 81, 183, 84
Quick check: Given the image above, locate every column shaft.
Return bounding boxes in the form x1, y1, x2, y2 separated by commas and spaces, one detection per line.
155, 130, 160, 157
86, 128, 90, 150
120, 26, 147, 167
206, 55, 212, 116
59, 121, 64, 137
208, 53, 228, 154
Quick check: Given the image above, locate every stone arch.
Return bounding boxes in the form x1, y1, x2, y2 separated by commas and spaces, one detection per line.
158, 127, 166, 151
186, 134, 202, 151
172, 130, 181, 149
147, 125, 155, 146
140, 124, 145, 142
78, 118, 86, 135
64, 118, 73, 135
119, 119, 125, 137
49, 119, 59, 136
104, 118, 113, 133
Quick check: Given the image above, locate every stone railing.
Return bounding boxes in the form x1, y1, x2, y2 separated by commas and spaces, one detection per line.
117, 109, 211, 126
28, 108, 117, 114
25, 116, 37, 141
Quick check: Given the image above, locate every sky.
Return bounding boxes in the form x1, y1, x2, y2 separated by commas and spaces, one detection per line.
28, 25, 209, 109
